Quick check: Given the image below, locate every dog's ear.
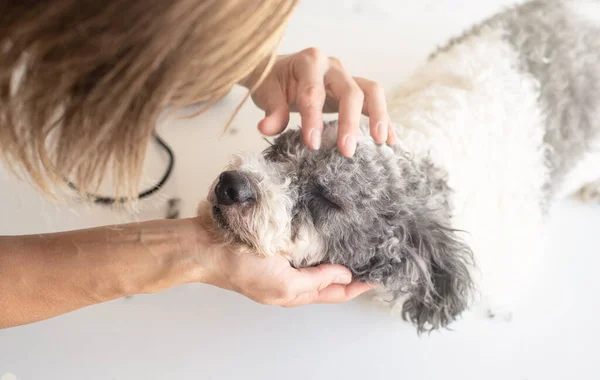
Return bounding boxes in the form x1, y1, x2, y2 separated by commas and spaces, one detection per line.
398, 217, 474, 333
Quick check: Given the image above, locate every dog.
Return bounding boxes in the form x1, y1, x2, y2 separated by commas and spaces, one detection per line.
197, 0, 600, 333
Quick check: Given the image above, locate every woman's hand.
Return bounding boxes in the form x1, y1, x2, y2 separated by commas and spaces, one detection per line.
242, 48, 397, 157
200, 238, 374, 307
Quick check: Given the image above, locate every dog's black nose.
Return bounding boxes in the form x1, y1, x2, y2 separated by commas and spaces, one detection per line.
215, 171, 256, 205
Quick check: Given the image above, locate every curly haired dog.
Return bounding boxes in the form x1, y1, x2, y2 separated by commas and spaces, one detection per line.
198, 0, 600, 333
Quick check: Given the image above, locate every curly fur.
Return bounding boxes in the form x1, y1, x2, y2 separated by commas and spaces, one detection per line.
262, 123, 475, 332
198, 0, 600, 333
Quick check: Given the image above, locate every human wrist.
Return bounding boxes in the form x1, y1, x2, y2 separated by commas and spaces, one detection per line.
178, 218, 226, 288
136, 218, 219, 294
89, 218, 212, 298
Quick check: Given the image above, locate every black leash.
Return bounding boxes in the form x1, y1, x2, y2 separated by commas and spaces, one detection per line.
67, 134, 175, 205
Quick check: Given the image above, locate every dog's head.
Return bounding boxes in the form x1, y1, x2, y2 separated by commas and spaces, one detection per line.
199, 121, 474, 332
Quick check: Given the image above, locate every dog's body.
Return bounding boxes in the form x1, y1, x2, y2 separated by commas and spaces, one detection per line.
199, 0, 600, 332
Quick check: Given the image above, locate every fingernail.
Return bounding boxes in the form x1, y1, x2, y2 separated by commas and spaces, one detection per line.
343, 135, 357, 156
376, 121, 387, 143
335, 274, 352, 284
309, 128, 321, 150
388, 126, 397, 145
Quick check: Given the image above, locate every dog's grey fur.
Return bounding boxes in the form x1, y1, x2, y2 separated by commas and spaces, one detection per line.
263, 123, 474, 331
434, 0, 600, 197
207, 0, 600, 333
506, 0, 600, 195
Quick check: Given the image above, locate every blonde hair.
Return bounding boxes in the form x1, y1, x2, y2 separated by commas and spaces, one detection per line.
0, 0, 298, 199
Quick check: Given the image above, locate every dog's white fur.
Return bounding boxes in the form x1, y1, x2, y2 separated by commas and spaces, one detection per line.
382, 6, 600, 318
382, 27, 548, 318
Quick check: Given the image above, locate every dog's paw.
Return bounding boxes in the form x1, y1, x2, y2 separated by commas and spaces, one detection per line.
576, 180, 600, 203
371, 288, 410, 317
372, 288, 396, 309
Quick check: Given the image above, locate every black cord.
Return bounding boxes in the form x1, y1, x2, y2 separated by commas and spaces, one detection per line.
67, 134, 175, 205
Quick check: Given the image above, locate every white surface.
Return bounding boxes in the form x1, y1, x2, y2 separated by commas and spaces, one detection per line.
1, 1, 600, 379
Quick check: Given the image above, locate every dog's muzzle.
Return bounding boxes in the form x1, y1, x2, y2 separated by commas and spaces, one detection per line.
214, 170, 256, 206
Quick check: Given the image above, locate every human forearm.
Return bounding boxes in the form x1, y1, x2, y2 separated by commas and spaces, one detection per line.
0, 213, 372, 329
0, 218, 206, 329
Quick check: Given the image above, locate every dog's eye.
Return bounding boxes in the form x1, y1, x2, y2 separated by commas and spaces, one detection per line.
309, 185, 342, 212
313, 193, 342, 211
307, 193, 341, 226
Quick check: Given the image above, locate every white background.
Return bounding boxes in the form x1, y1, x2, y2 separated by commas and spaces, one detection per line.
1, 1, 600, 379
